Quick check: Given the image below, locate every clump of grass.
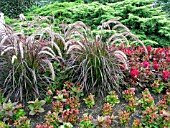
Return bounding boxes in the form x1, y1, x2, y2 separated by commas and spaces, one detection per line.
62, 19, 147, 96
0, 16, 65, 103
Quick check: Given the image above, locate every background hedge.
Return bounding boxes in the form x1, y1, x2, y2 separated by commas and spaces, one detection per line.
22, 0, 170, 47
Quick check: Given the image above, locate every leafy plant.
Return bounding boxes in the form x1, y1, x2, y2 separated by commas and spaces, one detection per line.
52, 101, 63, 114
96, 116, 112, 128
126, 98, 138, 113
0, 16, 64, 102
102, 103, 113, 116
0, 121, 9, 128
28, 98, 46, 115
62, 108, 79, 124
142, 106, 159, 127
44, 111, 62, 127
105, 90, 120, 106
122, 88, 136, 101
79, 113, 94, 128
151, 80, 164, 93
83, 93, 95, 109
0, 100, 26, 125
44, 89, 53, 103
139, 88, 155, 110
0, 100, 17, 119
132, 119, 142, 128
118, 110, 131, 126
53, 89, 69, 102
58, 122, 73, 128
14, 116, 31, 128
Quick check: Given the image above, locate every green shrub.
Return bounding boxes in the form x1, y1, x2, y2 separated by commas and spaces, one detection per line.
0, 0, 35, 18
0, 121, 9, 128
154, 0, 170, 17
25, 0, 170, 47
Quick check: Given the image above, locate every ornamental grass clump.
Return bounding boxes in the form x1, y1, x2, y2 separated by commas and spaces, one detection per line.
62, 19, 148, 96
0, 16, 64, 103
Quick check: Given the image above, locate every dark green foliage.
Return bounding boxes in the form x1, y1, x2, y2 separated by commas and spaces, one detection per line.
25, 0, 170, 47
154, 0, 170, 16
83, 0, 123, 4
0, 0, 35, 18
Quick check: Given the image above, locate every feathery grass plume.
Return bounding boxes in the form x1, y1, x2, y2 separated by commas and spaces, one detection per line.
103, 19, 148, 54
0, 16, 63, 103
62, 20, 129, 97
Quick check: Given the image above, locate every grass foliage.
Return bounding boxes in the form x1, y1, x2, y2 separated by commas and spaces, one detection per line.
0, 17, 64, 102
61, 19, 147, 96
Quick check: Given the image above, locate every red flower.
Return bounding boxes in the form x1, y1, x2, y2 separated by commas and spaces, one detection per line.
130, 67, 139, 78
166, 57, 170, 62
36, 124, 43, 128
147, 46, 152, 51
47, 90, 52, 95
143, 61, 150, 68
120, 64, 125, 70
153, 61, 159, 70
162, 70, 169, 81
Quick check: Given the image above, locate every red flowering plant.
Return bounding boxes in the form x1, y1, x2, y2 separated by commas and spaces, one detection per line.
120, 45, 170, 90
158, 110, 170, 128
126, 98, 138, 113
142, 106, 159, 127
14, 116, 31, 128
79, 113, 95, 128
130, 67, 139, 80
156, 99, 168, 111
105, 90, 120, 106
163, 89, 170, 105
44, 111, 62, 127
162, 70, 169, 82
122, 88, 135, 101
102, 103, 113, 116
53, 89, 70, 102
95, 116, 112, 128
83, 93, 95, 109
65, 97, 80, 109
52, 101, 63, 114
132, 119, 142, 128
139, 88, 155, 110
36, 123, 54, 128
44, 89, 53, 103
62, 108, 79, 124
150, 80, 164, 94
63, 81, 83, 99
118, 110, 131, 126
70, 84, 84, 99
122, 88, 138, 112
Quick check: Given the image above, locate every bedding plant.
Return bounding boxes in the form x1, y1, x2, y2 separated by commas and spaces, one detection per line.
0, 15, 169, 127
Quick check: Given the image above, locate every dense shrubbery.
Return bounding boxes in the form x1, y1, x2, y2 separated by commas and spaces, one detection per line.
0, 0, 35, 18
154, 0, 170, 17
21, 0, 170, 47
